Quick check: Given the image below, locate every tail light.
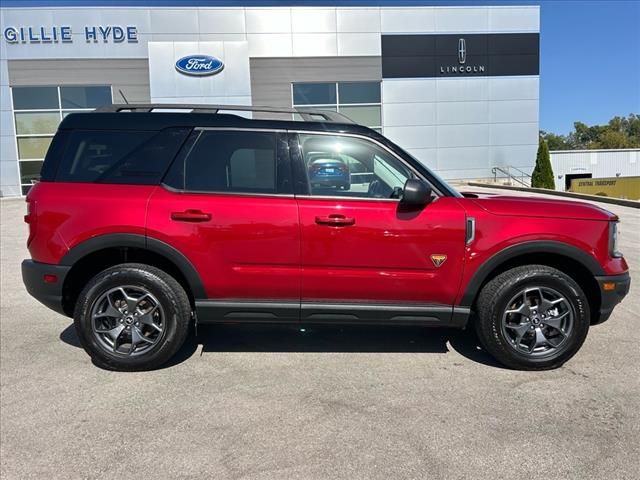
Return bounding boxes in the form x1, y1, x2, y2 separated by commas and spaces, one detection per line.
25, 199, 36, 245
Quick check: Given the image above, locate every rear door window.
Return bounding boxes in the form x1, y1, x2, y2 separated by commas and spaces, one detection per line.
165, 130, 291, 195
55, 128, 190, 184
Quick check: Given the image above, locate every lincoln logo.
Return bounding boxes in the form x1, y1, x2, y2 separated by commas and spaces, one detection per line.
440, 38, 485, 75
458, 38, 466, 64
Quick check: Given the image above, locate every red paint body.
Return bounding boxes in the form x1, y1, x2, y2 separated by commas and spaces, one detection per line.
25, 182, 628, 307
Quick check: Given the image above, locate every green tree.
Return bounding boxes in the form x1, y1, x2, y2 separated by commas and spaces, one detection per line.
540, 130, 573, 150
532, 136, 555, 189
540, 113, 640, 150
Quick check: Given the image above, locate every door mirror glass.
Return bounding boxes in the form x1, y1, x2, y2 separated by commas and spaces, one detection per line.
401, 179, 432, 207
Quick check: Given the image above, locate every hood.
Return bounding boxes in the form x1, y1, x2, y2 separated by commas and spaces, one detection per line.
462, 191, 617, 221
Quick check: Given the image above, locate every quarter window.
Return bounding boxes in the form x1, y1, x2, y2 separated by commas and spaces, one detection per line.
298, 134, 414, 199
181, 131, 280, 194
55, 128, 190, 184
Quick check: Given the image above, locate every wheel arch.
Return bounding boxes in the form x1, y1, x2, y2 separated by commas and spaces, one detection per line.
60, 234, 206, 316
462, 241, 604, 323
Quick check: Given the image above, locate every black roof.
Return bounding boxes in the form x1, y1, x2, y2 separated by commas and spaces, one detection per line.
59, 111, 380, 138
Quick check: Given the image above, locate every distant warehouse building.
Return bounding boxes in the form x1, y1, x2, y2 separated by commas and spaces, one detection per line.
551, 148, 640, 199
0, 2, 540, 196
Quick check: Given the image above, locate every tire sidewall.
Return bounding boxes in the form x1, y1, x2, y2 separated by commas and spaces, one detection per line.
482, 268, 590, 369
74, 266, 187, 370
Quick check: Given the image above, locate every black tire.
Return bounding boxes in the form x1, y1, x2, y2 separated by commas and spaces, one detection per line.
475, 265, 590, 370
73, 263, 191, 371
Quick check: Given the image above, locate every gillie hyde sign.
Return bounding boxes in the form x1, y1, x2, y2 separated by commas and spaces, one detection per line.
3, 25, 138, 44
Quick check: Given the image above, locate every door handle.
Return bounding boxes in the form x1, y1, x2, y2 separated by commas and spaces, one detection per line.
315, 214, 355, 227
171, 209, 212, 222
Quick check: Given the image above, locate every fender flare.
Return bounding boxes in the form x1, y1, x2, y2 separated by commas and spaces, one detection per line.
460, 240, 605, 307
60, 233, 207, 299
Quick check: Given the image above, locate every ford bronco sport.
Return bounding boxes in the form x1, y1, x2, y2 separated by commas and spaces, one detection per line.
22, 104, 630, 371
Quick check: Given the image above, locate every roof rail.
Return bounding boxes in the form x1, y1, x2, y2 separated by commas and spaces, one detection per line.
95, 103, 354, 124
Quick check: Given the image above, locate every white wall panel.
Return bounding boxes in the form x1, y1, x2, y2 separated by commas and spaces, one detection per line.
337, 9, 381, 33
221, 41, 251, 97
291, 8, 336, 33
247, 34, 292, 57
292, 34, 337, 57
435, 7, 489, 32
147, 42, 176, 98
1, 135, 17, 163
246, 9, 291, 34
436, 78, 489, 102
490, 122, 538, 146
436, 101, 488, 125
150, 10, 199, 35
383, 102, 436, 127
490, 145, 538, 168
437, 146, 489, 174
489, 7, 539, 32
488, 77, 539, 101
383, 126, 436, 149
438, 124, 489, 148
198, 9, 245, 34
489, 99, 538, 123
382, 79, 436, 103
337, 33, 380, 56
381, 8, 436, 33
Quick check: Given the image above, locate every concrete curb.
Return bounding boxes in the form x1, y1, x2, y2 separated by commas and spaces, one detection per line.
466, 182, 640, 209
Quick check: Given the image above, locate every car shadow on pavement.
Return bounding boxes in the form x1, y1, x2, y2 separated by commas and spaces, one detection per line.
60, 322, 505, 370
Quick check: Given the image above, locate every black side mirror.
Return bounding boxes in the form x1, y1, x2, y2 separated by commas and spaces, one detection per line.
401, 178, 432, 207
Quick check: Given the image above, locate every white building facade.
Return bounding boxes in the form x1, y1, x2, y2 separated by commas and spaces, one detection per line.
0, 3, 540, 196
551, 148, 640, 191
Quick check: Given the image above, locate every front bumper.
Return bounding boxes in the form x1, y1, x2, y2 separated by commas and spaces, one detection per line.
593, 272, 631, 325
22, 260, 70, 316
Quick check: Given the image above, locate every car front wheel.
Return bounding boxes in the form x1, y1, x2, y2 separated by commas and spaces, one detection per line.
475, 265, 590, 370
74, 263, 191, 371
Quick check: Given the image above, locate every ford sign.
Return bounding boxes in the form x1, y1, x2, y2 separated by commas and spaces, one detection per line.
175, 55, 224, 76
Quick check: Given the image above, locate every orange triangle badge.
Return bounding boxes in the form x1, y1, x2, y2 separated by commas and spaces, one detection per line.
431, 254, 447, 267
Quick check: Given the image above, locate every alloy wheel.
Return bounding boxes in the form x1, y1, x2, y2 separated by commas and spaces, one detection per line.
501, 286, 574, 356
90, 286, 165, 356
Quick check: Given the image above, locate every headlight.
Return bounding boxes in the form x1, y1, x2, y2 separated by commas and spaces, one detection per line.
610, 222, 623, 258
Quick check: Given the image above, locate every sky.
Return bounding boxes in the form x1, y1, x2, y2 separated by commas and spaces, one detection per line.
5, 0, 640, 134
539, 0, 640, 134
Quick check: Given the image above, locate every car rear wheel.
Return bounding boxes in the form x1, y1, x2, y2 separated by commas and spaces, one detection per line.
475, 265, 590, 370
74, 263, 191, 371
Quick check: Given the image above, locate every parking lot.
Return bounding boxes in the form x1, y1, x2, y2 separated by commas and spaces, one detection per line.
1, 187, 638, 480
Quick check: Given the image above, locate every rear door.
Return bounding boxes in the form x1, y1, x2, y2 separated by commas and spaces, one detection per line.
146, 128, 300, 320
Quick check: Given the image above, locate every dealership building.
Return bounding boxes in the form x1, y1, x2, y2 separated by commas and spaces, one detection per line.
0, 2, 540, 197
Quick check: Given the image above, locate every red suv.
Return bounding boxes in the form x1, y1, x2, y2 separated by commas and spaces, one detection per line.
22, 104, 630, 371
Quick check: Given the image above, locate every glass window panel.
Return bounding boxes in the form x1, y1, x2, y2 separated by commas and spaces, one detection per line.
293, 83, 336, 106
21, 185, 33, 196
184, 131, 277, 193
338, 82, 381, 104
339, 105, 381, 127
299, 133, 413, 199
15, 112, 61, 135
60, 86, 112, 109
12, 87, 59, 110
56, 128, 189, 184
19, 160, 43, 184
17, 137, 52, 159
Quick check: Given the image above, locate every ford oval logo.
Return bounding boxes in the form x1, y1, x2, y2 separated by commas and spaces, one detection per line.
175, 55, 224, 76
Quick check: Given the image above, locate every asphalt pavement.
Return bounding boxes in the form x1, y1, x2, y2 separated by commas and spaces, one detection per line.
1, 187, 638, 480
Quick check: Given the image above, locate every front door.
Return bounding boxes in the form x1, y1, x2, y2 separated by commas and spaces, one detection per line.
292, 132, 466, 320
146, 129, 300, 320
